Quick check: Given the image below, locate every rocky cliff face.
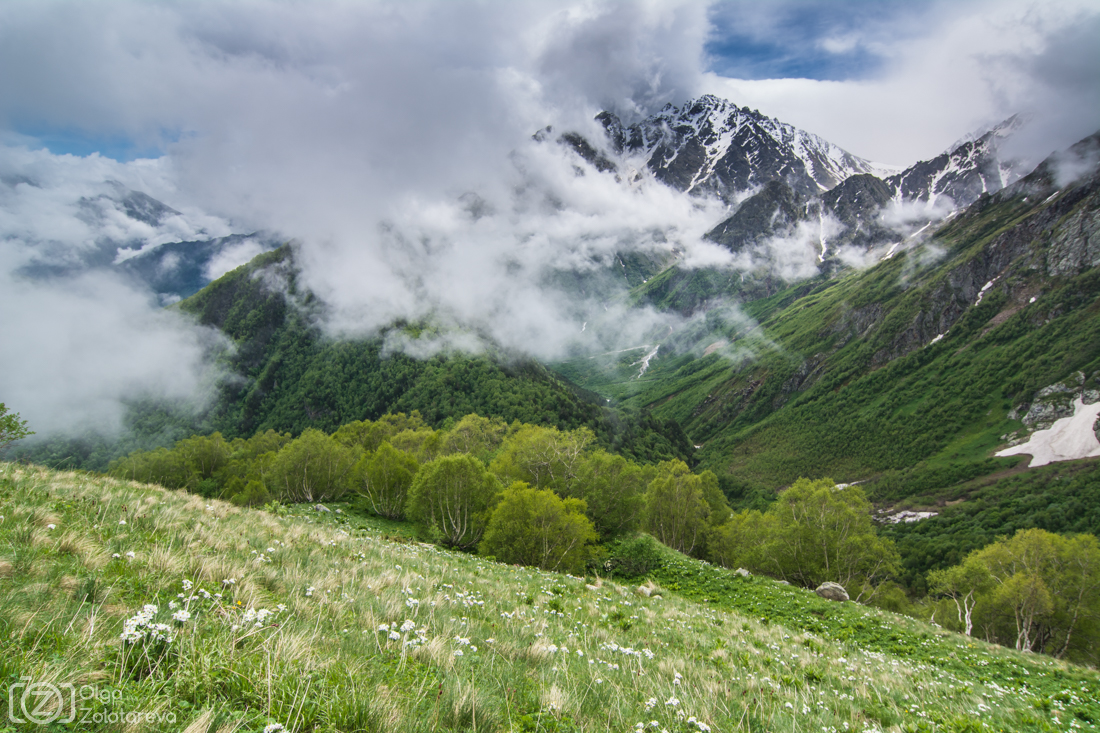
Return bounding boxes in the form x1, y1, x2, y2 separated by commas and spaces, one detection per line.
870, 135, 1100, 366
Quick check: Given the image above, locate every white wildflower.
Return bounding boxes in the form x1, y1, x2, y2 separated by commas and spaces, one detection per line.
172, 610, 191, 623
46, 524, 55, 530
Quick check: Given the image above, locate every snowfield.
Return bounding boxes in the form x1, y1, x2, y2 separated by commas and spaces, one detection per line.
995, 396, 1100, 467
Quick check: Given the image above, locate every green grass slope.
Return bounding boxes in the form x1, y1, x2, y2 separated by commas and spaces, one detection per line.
2, 462, 1098, 732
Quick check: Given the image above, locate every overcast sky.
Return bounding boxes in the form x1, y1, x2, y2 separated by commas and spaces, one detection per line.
1, 0, 1098, 437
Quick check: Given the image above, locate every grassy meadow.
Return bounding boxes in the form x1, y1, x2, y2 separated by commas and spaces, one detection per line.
1, 462, 1097, 733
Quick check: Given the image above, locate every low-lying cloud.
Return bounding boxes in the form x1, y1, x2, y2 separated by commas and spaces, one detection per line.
0, 0, 1096, 441
0, 145, 239, 437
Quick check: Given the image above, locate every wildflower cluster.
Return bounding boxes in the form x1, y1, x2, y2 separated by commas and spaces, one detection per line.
377, 620, 430, 648
232, 605, 284, 631
120, 605, 175, 644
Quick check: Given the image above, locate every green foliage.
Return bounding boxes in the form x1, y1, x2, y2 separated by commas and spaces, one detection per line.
265, 428, 358, 503
643, 459, 713, 556
934, 529, 1100, 664
601, 533, 667, 577
0, 403, 33, 454
714, 479, 900, 598
332, 412, 428, 453
441, 413, 508, 463
354, 440, 420, 519
406, 453, 500, 549
567, 450, 652, 540
879, 459, 1100, 591
479, 482, 597, 573
489, 424, 595, 493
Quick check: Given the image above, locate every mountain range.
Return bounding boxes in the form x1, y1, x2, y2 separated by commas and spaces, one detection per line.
13, 97, 1100, 560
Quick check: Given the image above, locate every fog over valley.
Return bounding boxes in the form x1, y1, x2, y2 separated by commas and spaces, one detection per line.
1, 0, 1098, 438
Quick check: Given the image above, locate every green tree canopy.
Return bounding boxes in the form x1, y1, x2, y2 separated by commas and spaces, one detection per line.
266, 428, 358, 503
0, 403, 33, 455
954, 529, 1100, 660
927, 557, 992, 637
479, 483, 597, 573
332, 412, 428, 453
568, 450, 653, 540
355, 441, 420, 519
761, 478, 900, 597
643, 459, 711, 556
443, 413, 507, 463
406, 453, 500, 549
712, 478, 899, 601
490, 424, 594, 493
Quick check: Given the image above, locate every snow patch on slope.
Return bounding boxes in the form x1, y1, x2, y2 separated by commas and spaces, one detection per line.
995, 397, 1100, 467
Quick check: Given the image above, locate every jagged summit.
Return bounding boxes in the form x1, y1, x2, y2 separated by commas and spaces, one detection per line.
884, 115, 1028, 207
596, 94, 886, 201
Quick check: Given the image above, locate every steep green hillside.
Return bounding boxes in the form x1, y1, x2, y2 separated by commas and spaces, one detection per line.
556, 137, 1100, 501
175, 246, 690, 465
877, 457, 1100, 591
3, 462, 1097, 732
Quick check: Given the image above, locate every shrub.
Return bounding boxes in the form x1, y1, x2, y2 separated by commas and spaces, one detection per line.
602, 533, 666, 577
479, 483, 597, 574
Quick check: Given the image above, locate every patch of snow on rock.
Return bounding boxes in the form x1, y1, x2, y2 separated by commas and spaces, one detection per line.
996, 396, 1100, 467
882, 510, 938, 524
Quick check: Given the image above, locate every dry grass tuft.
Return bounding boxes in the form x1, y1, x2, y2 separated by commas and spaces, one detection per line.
181, 710, 215, 733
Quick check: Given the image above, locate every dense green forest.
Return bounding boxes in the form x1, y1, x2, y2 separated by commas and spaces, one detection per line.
878, 458, 1100, 591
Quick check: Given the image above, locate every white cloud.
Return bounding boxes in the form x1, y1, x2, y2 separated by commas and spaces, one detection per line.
0, 256, 226, 435
0, 0, 1096, 440
701, 0, 1100, 165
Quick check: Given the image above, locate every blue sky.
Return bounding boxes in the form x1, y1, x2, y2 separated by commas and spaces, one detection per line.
704, 2, 927, 82
13, 129, 169, 162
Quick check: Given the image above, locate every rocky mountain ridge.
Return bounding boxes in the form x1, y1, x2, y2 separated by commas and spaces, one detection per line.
594, 94, 890, 200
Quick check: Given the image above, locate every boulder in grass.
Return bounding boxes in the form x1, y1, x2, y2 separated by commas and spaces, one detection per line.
815, 582, 849, 602
735, 568, 751, 577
